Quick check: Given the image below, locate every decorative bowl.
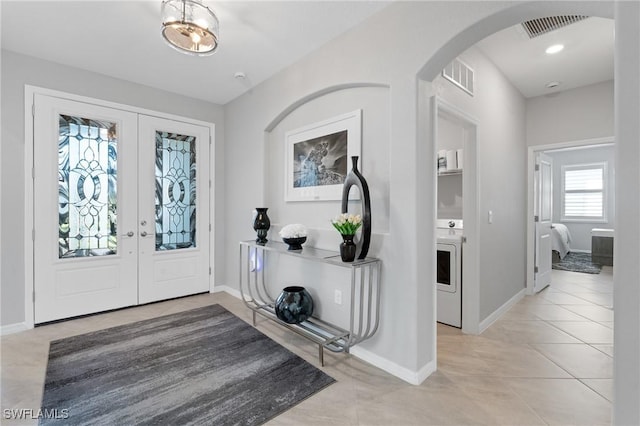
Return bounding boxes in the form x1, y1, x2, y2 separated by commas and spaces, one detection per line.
282, 236, 307, 251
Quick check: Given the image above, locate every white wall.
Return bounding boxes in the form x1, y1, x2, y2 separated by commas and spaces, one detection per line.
437, 115, 464, 219
527, 80, 614, 147
437, 174, 463, 219
0, 50, 225, 327
433, 45, 527, 323
546, 145, 615, 252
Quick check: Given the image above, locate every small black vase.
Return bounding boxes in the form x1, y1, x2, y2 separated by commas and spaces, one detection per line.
340, 234, 357, 262
275, 286, 314, 324
253, 208, 270, 245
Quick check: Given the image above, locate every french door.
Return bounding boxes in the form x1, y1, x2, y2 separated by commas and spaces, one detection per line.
33, 94, 210, 323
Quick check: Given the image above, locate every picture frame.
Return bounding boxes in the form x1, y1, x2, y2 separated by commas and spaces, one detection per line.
284, 109, 362, 202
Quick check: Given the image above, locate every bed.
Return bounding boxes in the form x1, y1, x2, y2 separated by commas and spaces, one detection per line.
551, 223, 572, 260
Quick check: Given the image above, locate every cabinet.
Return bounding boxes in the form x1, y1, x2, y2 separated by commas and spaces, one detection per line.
239, 240, 381, 365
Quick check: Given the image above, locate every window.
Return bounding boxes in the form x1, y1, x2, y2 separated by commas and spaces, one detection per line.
561, 162, 607, 222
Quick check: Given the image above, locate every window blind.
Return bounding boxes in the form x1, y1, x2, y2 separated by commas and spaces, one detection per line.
563, 164, 605, 220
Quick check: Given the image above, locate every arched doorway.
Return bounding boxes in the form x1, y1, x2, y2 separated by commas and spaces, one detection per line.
416, 2, 640, 423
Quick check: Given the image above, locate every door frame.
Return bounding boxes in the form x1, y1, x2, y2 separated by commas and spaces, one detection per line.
23, 85, 216, 328
526, 136, 614, 295
434, 97, 480, 334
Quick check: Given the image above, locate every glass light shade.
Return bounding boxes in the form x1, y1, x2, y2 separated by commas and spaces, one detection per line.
161, 0, 219, 55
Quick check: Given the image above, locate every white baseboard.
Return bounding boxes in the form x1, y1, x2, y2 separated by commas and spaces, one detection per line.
350, 346, 436, 385
1, 322, 29, 336
212, 285, 242, 299
478, 288, 526, 334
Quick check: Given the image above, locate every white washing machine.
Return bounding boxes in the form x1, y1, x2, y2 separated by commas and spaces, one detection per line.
436, 220, 463, 328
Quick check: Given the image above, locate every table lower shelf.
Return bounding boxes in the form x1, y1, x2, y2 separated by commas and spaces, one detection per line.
247, 302, 351, 366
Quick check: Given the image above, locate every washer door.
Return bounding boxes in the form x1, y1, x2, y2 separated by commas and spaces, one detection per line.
437, 243, 457, 293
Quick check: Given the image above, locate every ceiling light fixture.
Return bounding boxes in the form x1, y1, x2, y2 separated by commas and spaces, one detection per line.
161, 0, 219, 56
545, 44, 564, 54
546, 81, 562, 89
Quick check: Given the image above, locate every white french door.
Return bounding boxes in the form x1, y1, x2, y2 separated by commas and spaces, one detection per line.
137, 115, 210, 304
33, 94, 210, 323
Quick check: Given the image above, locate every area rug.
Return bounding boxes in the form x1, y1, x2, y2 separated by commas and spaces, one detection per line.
40, 304, 335, 425
552, 252, 602, 274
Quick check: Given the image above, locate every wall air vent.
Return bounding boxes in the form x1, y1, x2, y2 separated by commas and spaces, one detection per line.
521, 16, 589, 38
442, 57, 474, 96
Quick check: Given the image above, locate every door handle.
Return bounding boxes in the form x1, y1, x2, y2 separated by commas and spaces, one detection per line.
121, 231, 134, 237
140, 231, 148, 237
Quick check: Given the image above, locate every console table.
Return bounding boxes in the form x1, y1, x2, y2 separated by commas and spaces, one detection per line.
239, 240, 381, 366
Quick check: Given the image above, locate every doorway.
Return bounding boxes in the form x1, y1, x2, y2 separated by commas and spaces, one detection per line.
30, 91, 212, 323
528, 138, 615, 296
434, 99, 478, 332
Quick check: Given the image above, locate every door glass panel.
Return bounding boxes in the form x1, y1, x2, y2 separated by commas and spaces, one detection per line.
155, 130, 196, 251
58, 114, 117, 258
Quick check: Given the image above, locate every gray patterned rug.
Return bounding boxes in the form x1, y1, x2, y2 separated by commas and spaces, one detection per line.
552, 252, 602, 274
40, 304, 335, 425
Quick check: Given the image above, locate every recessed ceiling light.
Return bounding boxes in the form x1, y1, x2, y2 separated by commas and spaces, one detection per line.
234, 72, 246, 80
545, 44, 564, 54
546, 81, 562, 89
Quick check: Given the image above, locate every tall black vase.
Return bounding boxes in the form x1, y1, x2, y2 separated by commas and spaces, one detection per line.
253, 208, 270, 245
341, 156, 371, 259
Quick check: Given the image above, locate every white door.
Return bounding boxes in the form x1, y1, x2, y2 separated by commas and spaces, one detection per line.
33, 95, 211, 323
534, 152, 553, 293
137, 116, 210, 303
34, 95, 139, 323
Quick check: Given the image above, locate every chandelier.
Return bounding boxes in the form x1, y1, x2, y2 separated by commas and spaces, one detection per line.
161, 0, 219, 56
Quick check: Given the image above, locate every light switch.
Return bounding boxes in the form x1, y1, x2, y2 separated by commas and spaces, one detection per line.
488, 210, 493, 224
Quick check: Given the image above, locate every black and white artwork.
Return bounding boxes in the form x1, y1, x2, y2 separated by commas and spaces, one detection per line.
293, 130, 348, 188
285, 110, 361, 201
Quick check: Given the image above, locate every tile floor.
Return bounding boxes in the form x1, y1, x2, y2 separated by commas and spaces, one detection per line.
1, 266, 613, 425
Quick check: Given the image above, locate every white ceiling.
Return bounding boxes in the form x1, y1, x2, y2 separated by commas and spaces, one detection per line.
475, 17, 614, 98
2, 3, 615, 104
1, 0, 390, 105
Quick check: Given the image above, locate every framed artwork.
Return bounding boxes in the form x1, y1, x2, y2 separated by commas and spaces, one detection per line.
285, 109, 362, 202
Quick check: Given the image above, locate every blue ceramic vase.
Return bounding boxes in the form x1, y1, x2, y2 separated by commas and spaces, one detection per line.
275, 286, 314, 324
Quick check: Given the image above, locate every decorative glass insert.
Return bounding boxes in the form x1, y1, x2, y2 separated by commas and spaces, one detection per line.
155, 131, 197, 250
59, 115, 117, 258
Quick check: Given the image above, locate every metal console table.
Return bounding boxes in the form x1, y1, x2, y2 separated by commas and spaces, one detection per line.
239, 240, 381, 366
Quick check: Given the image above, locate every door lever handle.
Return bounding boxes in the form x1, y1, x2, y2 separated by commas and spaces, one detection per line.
140, 231, 148, 237
121, 231, 134, 237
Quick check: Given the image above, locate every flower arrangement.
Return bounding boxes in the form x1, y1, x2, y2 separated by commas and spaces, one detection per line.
331, 213, 362, 236
279, 224, 308, 239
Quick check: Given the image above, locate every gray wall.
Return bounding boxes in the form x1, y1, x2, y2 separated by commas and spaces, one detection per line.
525, 81, 615, 252
0, 50, 225, 326
433, 45, 528, 323
224, 1, 526, 377
223, 1, 533, 376
546, 145, 615, 252
526, 80, 614, 147
614, 3, 640, 422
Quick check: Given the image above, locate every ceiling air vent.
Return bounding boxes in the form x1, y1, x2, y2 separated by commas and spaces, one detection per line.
521, 16, 589, 38
442, 57, 474, 96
